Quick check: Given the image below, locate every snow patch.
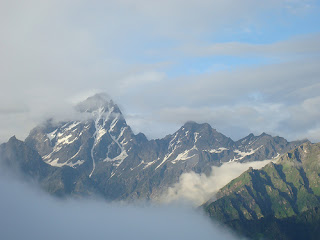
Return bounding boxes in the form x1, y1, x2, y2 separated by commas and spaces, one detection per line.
194, 132, 200, 142
109, 115, 120, 132
45, 155, 85, 168
69, 146, 82, 160
156, 158, 168, 170
46, 158, 65, 167
68, 160, 85, 168
273, 153, 280, 159
230, 145, 263, 162
143, 160, 156, 169
104, 150, 128, 167
90, 107, 105, 177
47, 129, 57, 141
207, 147, 229, 153
56, 134, 78, 145
172, 146, 198, 163
118, 127, 127, 140
96, 128, 107, 143
64, 121, 80, 131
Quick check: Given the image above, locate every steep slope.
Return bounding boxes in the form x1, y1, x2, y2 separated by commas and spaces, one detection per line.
25, 93, 136, 172
0, 136, 50, 178
204, 142, 320, 239
235, 132, 305, 162
0, 136, 96, 197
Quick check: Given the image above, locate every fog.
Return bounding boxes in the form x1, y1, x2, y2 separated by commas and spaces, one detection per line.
0, 172, 244, 240
160, 160, 273, 206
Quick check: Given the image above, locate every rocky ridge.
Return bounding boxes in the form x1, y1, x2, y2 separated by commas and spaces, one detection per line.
204, 142, 320, 239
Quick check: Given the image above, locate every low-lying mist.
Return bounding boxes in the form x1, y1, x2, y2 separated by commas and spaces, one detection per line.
0, 172, 244, 240
160, 159, 273, 206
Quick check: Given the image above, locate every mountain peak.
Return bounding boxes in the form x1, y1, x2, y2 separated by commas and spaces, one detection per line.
75, 93, 119, 113
182, 121, 213, 131
259, 132, 271, 137
242, 133, 255, 140
8, 135, 18, 143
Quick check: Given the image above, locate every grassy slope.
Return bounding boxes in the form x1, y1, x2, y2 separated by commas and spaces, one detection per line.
205, 142, 320, 239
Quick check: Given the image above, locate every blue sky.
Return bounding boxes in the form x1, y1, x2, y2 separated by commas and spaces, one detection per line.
108, 0, 320, 72
0, 0, 320, 142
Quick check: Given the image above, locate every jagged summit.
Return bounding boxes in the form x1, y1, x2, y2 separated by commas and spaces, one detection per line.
259, 132, 270, 137
24, 92, 132, 171
246, 133, 255, 138
182, 121, 213, 131
75, 93, 121, 114
8, 135, 17, 142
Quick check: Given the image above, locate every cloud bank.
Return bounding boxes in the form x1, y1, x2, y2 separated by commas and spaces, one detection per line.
160, 160, 273, 206
0, 172, 242, 240
0, 0, 319, 143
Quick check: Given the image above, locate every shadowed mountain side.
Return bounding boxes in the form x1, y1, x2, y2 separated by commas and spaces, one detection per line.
0, 136, 97, 197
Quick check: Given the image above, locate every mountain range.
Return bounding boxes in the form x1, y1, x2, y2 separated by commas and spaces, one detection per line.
0, 93, 308, 202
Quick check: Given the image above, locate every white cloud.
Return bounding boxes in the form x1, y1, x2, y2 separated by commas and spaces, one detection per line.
123, 57, 320, 141
180, 34, 320, 58
159, 160, 274, 206
0, 172, 241, 240
0, 0, 319, 143
154, 103, 288, 140
119, 71, 166, 90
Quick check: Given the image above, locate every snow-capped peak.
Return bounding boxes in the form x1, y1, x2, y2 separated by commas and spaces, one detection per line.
75, 93, 121, 114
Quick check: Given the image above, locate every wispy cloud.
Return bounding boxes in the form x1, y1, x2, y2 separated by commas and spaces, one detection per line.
159, 160, 273, 206
180, 34, 320, 59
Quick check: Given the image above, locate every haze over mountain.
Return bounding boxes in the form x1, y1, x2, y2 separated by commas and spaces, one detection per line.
0, 170, 241, 240
0, 93, 308, 204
